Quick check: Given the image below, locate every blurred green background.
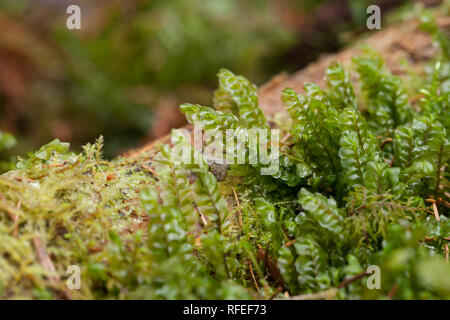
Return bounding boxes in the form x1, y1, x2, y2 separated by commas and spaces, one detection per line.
0, 0, 437, 162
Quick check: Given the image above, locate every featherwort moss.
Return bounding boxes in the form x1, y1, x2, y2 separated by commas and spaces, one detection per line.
0, 11, 449, 299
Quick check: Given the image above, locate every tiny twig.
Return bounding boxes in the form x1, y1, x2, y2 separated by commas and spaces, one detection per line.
283, 239, 297, 247
432, 202, 440, 221
32, 234, 72, 299
42, 161, 68, 168
268, 286, 283, 300
231, 186, 243, 228
248, 260, 260, 292
425, 199, 440, 221
380, 137, 393, 150
13, 200, 20, 237
32, 235, 59, 284
438, 197, 450, 209
337, 271, 369, 288
140, 164, 158, 180
387, 283, 398, 299
0, 197, 21, 237
388, 156, 395, 168
196, 207, 208, 227
281, 133, 291, 144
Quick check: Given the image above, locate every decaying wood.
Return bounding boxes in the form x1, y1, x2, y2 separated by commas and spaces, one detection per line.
125, 16, 448, 159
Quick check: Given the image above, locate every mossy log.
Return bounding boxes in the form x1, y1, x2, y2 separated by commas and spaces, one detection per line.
1, 12, 448, 300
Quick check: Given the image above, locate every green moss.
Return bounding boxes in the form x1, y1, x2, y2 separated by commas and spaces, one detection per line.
0, 137, 155, 299
0, 10, 449, 300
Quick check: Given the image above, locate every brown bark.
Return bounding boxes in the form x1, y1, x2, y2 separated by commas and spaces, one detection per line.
125, 16, 449, 159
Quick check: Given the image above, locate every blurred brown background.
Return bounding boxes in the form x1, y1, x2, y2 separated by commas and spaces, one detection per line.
0, 0, 442, 161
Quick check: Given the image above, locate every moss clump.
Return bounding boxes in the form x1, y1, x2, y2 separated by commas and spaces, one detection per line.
0, 137, 155, 299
